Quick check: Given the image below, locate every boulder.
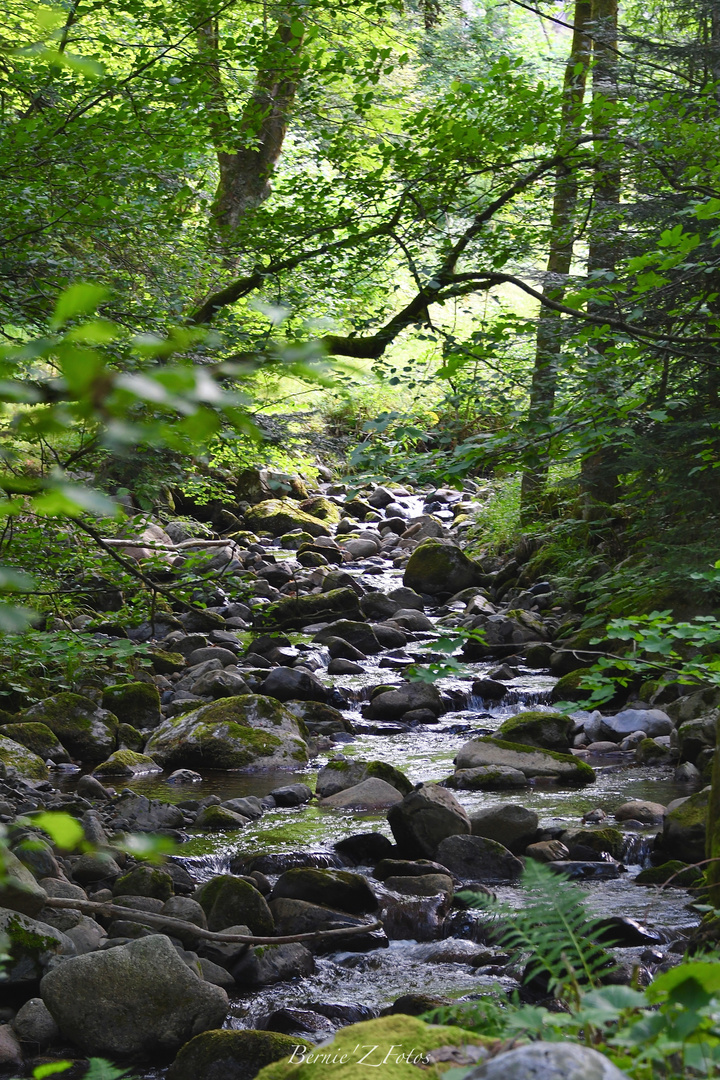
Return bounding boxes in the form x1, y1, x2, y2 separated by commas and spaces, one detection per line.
232, 942, 315, 987
496, 711, 574, 751
599, 708, 674, 741
403, 538, 485, 596
167, 1029, 311, 1080
0, 850, 48, 916
0, 722, 69, 764
12, 996, 59, 1049
614, 800, 666, 824
314, 621, 383, 655
366, 682, 443, 722
22, 693, 118, 762
0, 734, 48, 779
102, 682, 161, 729
384, 873, 454, 900
257, 588, 362, 631
454, 737, 595, 786
435, 834, 523, 882
109, 791, 184, 833
94, 750, 162, 777
0, 908, 75, 985
469, 804, 539, 851
662, 787, 709, 863
144, 696, 308, 771
260, 668, 329, 704
461, 1041, 629, 1079
316, 758, 412, 798
271, 869, 378, 914
318, 779, 404, 810
40, 934, 228, 1058
113, 865, 175, 901
235, 467, 308, 504
268, 897, 367, 936
196, 876, 274, 935
387, 783, 471, 858
445, 766, 528, 791
244, 499, 330, 538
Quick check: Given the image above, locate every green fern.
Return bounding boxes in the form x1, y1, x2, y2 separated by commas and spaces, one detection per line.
459, 860, 615, 1003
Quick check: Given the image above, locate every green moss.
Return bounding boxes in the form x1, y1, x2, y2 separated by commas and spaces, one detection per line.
0, 735, 48, 779
196, 875, 274, 934
94, 749, 160, 776
245, 499, 331, 538
0, 722, 65, 760
257, 588, 361, 631
113, 865, 174, 901
365, 761, 413, 796
117, 723, 145, 753
299, 497, 341, 523
561, 827, 625, 859
496, 710, 573, 750
480, 737, 596, 782
149, 649, 186, 675
7, 914, 58, 953
167, 1029, 313, 1080
280, 531, 314, 550
635, 861, 704, 887
254, 1015, 495, 1080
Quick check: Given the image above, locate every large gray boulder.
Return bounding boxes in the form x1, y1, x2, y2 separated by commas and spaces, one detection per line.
436, 834, 523, 883
22, 693, 118, 762
366, 682, 443, 722
0, 908, 75, 985
403, 538, 485, 596
463, 1041, 630, 1079
259, 668, 329, 703
599, 708, 674, 741
144, 695, 308, 770
469, 804, 539, 852
388, 783, 470, 858
316, 758, 412, 798
454, 737, 595, 786
318, 778, 404, 810
40, 934, 228, 1058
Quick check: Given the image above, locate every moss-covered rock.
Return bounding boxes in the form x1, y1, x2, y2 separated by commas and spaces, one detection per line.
298, 496, 341, 523
21, 693, 118, 762
271, 868, 378, 914
0, 909, 74, 985
149, 649, 187, 675
496, 711, 574, 751
560, 827, 625, 860
168, 1029, 312, 1080
113, 865, 174, 901
403, 539, 485, 597
635, 738, 675, 765
144, 695, 308, 771
455, 737, 595, 786
444, 766, 528, 791
0, 722, 68, 764
102, 682, 161, 729
93, 749, 162, 777
245, 499, 330, 538
550, 669, 593, 704
662, 787, 710, 863
635, 861, 704, 887
235, 468, 308, 504
196, 875, 274, 935
117, 722, 146, 752
280, 531, 314, 550
283, 701, 353, 734
254, 1014, 495, 1080
316, 758, 412, 798
195, 804, 250, 830
0, 734, 48, 779
256, 588, 361, 631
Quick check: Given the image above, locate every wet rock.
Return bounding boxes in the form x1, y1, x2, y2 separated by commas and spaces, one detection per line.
327, 658, 364, 675
219, 798, 262, 824
560, 827, 625, 860
196, 876, 274, 935
319, 778, 405, 810
435, 835, 523, 883
360, 593, 400, 620
496, 711, 573, 751
596, 917, 665, 947
455, 737, 595, 786
145, 695, 308, 771
674, 761, 701, 783
526, 840, 571, 862
366, 682, 443, 722
389, 610, 435, 632
231, 852, 344, 876
615, 800, 666, 824
272, 869, 378, 914
0, 722, 69, 764
388, 783, 471, 858
547, 861, 622, 881
94, 750, 162, 777
0, 735, 48, 780
471, 679, 507, 702
12, 996, 59, 1049
374, 858, 451, 880
244, 499, 329, 538
232, 943, 316, 988
40, 934, 228, 1058
469, 804, 538, 852
110, 791, 185, 833
258, 588, 362, 631
76, 773, 114, 800
446, 766, 528, 791
380, 893, 452, 941
314, 621, 382, 655
404, 538, 485, 596
677, 716, 716, 763
634, 860, 704, 887
334, 833, 394, 866
167, 1028, 310, 1080
0, 1025, 22, 1068
0, 849, 48, 916
71, 852, 122, 884
462, 1041, 630, 1079
114, 865, 174, 901
384, 873, 454, 899
635, 737, 675, 764
388, 587, 425, 610
270, 783, 313, 807
382, 993, 450, 1016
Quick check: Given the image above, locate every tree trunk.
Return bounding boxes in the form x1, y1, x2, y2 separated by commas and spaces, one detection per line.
520, 0, 592, 520
580, 0, 622, 518
197, 12, 305, 233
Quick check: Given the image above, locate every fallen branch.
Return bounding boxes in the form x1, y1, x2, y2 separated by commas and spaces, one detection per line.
43, 895, 382, 945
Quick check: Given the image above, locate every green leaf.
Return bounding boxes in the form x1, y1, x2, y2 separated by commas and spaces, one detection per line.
32, 812, 85, 851
647, 961, 720, 1003
31, 1062, 73, 1079
51, 285, 109, 329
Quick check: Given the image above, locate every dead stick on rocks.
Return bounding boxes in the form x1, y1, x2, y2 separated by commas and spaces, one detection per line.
43, 895, 382, 945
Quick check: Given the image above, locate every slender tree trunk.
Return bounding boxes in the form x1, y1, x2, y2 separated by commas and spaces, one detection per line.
520, 0, 592, 521
580, 0, 621, 518
197, 12, 305, 233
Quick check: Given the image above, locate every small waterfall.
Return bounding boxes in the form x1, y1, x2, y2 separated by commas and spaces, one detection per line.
173, 852, 233, 883
622, 833, 656, 867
